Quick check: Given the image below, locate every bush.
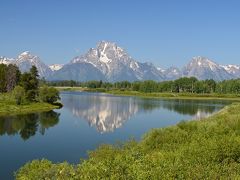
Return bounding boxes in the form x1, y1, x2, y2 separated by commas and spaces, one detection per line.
39, 86, 60, 104
15, 159, 75, 180
12, 86, 25, 105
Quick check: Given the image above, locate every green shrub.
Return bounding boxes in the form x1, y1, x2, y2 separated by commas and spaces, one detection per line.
12, 86, 25, 105
39, 86, 60, 104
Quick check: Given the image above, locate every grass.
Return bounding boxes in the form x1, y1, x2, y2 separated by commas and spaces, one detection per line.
55, 86, 107, 92
107, 90, 240, 100
0, 93, 60, 116
15, 102, 240, 179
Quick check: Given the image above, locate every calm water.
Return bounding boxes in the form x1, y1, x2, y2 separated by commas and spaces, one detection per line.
0, 92, 230, 179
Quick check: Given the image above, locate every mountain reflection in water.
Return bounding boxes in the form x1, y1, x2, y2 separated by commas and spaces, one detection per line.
61, 92, 226, 133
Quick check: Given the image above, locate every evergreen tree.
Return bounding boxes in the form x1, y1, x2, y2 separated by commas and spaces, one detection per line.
20, 66, 40, 102
6, 64, 21, 92
0, 64, 7, 92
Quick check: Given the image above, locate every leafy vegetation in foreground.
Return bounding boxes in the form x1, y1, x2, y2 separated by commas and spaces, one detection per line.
16, 103, 240, 179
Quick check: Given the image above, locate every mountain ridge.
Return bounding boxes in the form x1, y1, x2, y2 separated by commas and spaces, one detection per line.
1, 41, 240, 81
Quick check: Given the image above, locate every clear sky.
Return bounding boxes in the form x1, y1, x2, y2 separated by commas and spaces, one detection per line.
0, 0, 240, 68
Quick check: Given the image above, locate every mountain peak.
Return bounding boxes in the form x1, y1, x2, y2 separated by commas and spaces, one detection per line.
14, 51, 52, 77
183, 56, 233, 81
17, 51, 35, 60
20, 51, 31, 56
190, 56, 218, 68
97, 40, 116, 47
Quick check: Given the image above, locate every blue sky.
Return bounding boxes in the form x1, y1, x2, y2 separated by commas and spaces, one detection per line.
0, 0, 240, 67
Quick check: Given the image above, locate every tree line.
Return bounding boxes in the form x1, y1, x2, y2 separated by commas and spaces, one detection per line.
48, 77, 240, 94
0, 64, 60, 105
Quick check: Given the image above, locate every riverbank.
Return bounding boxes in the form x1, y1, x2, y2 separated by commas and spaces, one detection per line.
0, 93, 61, 116
16, 102, 240, 179
56, 86, 240, 101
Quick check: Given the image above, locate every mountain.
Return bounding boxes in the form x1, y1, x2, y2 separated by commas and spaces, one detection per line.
221, 65, 240, 77
49, 64, 64, 71
0, 56, 13, 65
50, 41, 165, 82
1, 43, 240, 81
182, 56, 234, 81
163, 66, 182, 80
49, 63, 106, 81
15, 51, 52, 78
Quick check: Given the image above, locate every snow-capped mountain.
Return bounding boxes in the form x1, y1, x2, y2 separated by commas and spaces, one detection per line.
164, 67, 182, 80
1, 42, 240, 82
221, 65, 240, 77
50, 41, 165, 82
0, 56, 14, 65
50, 62, 106, 81
49, 64, 64, 71
182, 56, 234, 81
15, 51, 52, 78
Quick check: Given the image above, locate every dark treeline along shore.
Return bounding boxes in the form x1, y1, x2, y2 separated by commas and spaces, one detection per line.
48, 77, 240, 96
0, 64, 61, 115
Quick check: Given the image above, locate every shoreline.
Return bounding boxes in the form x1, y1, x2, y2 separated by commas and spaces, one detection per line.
56, 87, 240, 101
0, 101, 61, 116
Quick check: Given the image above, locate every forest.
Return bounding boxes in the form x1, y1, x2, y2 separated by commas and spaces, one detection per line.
0, 64, 60, 105
48, 77, 240, 94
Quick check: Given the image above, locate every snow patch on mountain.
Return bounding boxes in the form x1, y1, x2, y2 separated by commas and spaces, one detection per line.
221, 64, 240, 76
0, 56, 14, 65
49, 64, 64, 71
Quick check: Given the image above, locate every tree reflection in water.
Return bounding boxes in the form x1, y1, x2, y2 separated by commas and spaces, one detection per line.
0, 111, 60, 140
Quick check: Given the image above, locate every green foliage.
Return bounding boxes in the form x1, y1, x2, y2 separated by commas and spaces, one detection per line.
39, 86, 60, 104
0, 93, 60, 116
48, 78, 240, 95
16, 103, 240, 179
20, 66, 39, 102
6, 64, 21, 92
139, 80, 158, 93
15, 159, 75, 180
0, 64, 7, 92
12, 85, 25, 105
0, 64, 21, 93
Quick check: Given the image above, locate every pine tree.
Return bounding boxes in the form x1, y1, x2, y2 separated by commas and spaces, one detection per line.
20, 66, 40, 102
0, 64, 7, 92
6, 64, 21, 92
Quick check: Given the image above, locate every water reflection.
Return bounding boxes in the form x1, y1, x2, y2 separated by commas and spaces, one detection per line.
0, 111, 60, 140
62, 93, 139, 133
61, 92, 227, 133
